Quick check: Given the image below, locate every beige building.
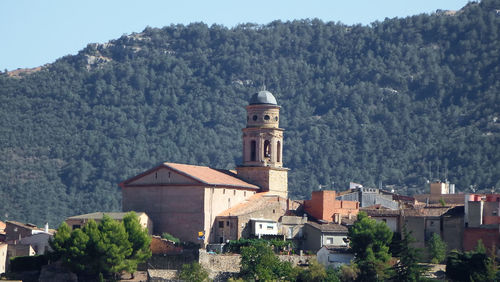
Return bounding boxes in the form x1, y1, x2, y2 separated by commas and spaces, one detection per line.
65, 212, 153, 235
120, 90, 290, 244
0, 243, 6, 275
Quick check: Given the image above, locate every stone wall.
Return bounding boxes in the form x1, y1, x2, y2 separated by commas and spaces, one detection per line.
198, 249, 314, 281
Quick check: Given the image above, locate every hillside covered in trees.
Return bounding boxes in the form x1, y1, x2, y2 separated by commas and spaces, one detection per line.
1, 1, 499, 226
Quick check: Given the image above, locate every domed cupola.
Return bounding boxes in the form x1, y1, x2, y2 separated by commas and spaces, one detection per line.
246, 90, 280, 129
249, 90, 278, 105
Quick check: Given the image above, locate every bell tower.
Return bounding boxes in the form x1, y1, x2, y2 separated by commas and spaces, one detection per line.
236, 90, 288, 198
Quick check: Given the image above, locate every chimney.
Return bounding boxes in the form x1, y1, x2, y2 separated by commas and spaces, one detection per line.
44, 222, 49, 233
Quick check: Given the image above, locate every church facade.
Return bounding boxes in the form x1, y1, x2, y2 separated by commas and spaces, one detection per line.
120, 90, 290, 244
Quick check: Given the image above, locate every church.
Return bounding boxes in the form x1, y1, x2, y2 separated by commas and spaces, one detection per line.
120, 90, 292, 244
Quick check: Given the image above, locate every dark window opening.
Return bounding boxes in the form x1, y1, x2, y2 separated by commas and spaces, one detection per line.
264, 140, 271, 158
252, 115, 258, 121
250, 140, 256, 161
264, 115, 270, 120
218, 221, 224, 228
226, 221, 229, 226
277, 141, 281, 162
72, 225, 81, 230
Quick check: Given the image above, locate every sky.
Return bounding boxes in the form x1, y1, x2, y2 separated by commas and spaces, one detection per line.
1, 0, 470, 71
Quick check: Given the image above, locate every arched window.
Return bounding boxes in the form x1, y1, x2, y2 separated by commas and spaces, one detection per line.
250, 140, 256, 161
264, 140, 271, 158
277, 141, 281, 162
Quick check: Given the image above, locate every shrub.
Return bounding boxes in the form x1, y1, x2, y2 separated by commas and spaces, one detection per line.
161, 232, 180, 244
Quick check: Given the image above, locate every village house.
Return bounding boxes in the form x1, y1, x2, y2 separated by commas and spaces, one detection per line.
304, 190, 359, 223
4, 221, 52, 242
463, 194, 500, 252
316, 246, 354, 269
303, 221, 351, 252
413, 181, 464, 205
65, 211, 153, 235
0, 243, 7, 276
337, 186, 400, 210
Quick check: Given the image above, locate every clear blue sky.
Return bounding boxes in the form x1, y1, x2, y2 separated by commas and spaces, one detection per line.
1, 0, 469, 71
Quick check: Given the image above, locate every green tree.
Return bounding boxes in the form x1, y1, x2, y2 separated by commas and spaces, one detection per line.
296, 260, 340, 282
348, 212, 393, 281
49, 214, 150, 280
390, 225, 427, 281
446, 241, 497, 282
428, 233, 447, 263
123, 212, 152, 278
179, 262, 210, 282
239, 240, 292, 281
97, 215, 132, 276
49, 222, 72, 261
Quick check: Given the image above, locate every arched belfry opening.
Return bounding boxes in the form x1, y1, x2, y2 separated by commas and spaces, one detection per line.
264, 140, 271, 159
277, 141, 281, 163
236, 90, 288, 198
250, 140, 256, 161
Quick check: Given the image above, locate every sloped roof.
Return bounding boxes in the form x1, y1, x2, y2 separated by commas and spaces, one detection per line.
66, 212, 146, 221
218, 192, 283, 216
305, 221, 348, 233
402, 207, 452, 217
363, 209, 401, 217
121, 162, 259, 190
5, 221, 55, 234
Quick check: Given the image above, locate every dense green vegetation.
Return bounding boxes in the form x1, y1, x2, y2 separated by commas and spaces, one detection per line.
446, 241, 497, 282
348, 212, 393, 281
49, 212, 151, 280
0, 1, 499, 226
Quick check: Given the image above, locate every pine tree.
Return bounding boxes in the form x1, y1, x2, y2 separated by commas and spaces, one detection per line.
391, 225, 427, 281
428, 233, 447, 264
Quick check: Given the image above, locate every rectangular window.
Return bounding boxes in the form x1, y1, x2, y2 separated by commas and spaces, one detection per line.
326, 237, 334, 244
226, 221, 229, 226
218, 221, 224, 228
267, 225, 274, 230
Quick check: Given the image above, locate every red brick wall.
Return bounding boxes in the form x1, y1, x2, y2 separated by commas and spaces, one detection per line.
463, 228, 500, 251
304, 191, 359, 222
483, 216, 500, 225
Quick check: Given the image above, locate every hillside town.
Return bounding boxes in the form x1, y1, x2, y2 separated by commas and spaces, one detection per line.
0, 91, 497, 281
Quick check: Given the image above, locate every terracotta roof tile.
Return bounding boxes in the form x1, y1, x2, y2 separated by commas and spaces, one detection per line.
165, 163, 259, 189
363, 209, 401, 217
66, 212, 146, 220
217, 192, 283, 216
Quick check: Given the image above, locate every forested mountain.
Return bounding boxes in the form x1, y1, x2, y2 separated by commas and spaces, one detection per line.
1, 1, 499, 226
